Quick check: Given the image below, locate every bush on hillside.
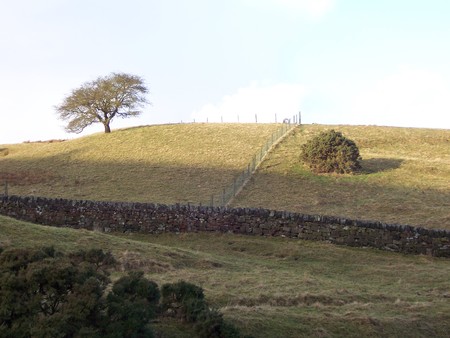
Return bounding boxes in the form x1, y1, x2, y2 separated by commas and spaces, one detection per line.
300, 129, 361, 174
104, 271, 160, 337
0, 247, 115, 337
161, 280, 245, 337
0, 247, 246, 338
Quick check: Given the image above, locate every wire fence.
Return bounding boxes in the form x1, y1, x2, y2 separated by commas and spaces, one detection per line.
1, 114, 301, 205
208, 119, 298, 208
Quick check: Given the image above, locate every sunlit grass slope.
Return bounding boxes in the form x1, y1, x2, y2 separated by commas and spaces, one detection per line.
1, 123, 449, 229
1, 215, 449, 338
0, 123, 280, 204
232, 125, 450, 229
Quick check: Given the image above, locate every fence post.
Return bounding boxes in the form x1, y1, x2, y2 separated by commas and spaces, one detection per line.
222, 189, 226, 206
4, 181, 7, 196
210, 194, 214, 207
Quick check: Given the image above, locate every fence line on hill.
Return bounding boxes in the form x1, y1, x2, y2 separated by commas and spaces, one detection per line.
0, 116, 301, 203
208, 117, 299, 208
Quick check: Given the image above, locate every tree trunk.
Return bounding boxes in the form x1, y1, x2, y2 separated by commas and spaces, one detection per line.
104, 123, 111, 133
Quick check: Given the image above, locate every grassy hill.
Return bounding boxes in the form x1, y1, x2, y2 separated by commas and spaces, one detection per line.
1, 123, 450, 336
1, 123, 449, 229
232, 125, 450, 229
1, 215, 449, 337
0, 123, 280, 204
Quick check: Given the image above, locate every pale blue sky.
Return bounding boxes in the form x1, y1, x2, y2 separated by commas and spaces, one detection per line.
1, 0, 449, 144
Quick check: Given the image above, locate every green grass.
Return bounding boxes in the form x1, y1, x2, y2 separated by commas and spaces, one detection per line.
232, 125, 450, 229
1, 215, 449, 337
0, 123, 280, 205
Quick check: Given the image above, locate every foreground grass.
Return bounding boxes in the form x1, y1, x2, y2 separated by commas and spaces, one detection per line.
232, 125, 450, 229
0, 123, 280, 205
1, 215, 449, 337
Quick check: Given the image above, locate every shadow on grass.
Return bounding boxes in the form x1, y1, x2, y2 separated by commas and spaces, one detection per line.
361, 158, 403, 174
0, 148, 9, 157
0, 152, 244, 206
2, 150, 449, 229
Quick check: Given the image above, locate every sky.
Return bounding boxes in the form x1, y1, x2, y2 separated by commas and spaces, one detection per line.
1, 0, 450, 144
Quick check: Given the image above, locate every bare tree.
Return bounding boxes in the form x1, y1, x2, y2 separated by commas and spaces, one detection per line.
56, 73, 149, 133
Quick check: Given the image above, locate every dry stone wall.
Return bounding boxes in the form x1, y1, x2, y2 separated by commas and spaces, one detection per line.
0, 195, 449, 257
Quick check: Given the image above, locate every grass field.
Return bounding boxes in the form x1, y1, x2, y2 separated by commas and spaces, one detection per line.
1, 123, 450, 336
1, 123, 448, 229
232, 125, 450, 229
1, 215, 449, 337
0, 123, 280, 205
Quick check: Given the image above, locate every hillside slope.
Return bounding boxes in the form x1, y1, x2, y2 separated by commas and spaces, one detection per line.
232, 125, 450, 229
1, 215, 449, 337
0, 123, 280, 204
1, 123, 449, 229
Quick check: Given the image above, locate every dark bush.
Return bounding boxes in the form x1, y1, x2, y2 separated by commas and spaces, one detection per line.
300, 129, 361, 174
0, 248, 244, 338
104, 271, 160, 337
195, 308, 243, 338
0, 247, 113, 337
161, 281, 244, 338
161, 280, 206, 321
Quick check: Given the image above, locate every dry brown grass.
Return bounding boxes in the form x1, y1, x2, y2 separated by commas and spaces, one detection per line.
232, 124, 450, 229
1, 123, 449, 229
0, 123, 280, 204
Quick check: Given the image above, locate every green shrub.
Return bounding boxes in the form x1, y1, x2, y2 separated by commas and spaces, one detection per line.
300, 129, 361, 174
195, 308, 243, 338
104, 271, 159, 337
0, 247, 110, 337
161, 281, 244, 338
0, 248, 244, 338
161, 280, 206, 321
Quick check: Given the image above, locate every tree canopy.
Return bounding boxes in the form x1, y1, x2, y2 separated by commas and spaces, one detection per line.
55, 73, 149, 134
